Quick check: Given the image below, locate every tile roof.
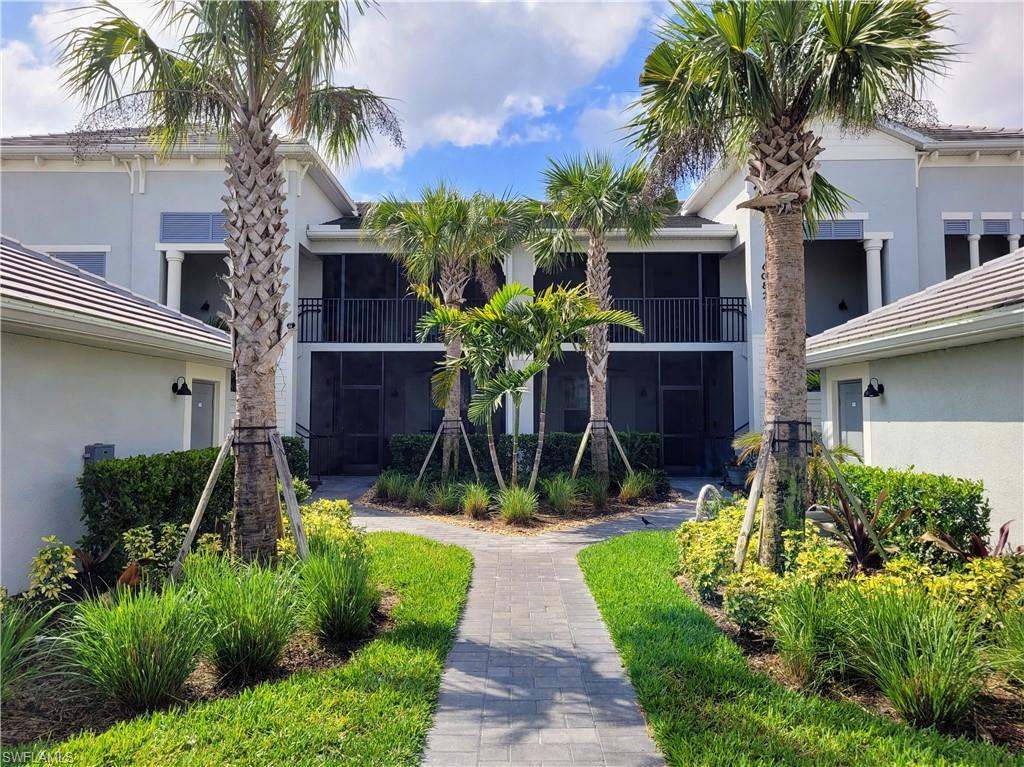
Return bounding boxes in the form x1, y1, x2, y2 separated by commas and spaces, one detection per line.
321, 204, 719, 230
807, 249, 1024, 353
0, 236, 231, 352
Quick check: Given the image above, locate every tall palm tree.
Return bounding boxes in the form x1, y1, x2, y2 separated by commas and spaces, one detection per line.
365, 187, 531, 478
59, 0, 401, 562
630, 0, 951, 570
525, 285, 642, 492
532, 155, 673, 486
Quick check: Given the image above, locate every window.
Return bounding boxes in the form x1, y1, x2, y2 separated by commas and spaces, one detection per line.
53, 251, 106, 277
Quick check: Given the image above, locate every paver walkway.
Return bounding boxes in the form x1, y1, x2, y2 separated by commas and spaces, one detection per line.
316, 476, 695, 767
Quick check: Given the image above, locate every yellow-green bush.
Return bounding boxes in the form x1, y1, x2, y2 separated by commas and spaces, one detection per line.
791, 526, 850, 585
278, 499, 356, 557
676, 502, 749, 601
723, 563, 783, 633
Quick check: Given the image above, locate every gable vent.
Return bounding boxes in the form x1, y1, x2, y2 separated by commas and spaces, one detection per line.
805, 219, 864, 240
943, 219, 971, 236
983, 219, 1010, 236
54, 252, 106, 277
160, 212, 227, 243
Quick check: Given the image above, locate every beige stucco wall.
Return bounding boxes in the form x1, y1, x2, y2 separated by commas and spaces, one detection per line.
822, 337, 1024, 546
1, 333, 230, 592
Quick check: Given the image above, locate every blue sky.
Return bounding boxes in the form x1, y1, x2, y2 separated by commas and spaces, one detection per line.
3, 1, 1022, 203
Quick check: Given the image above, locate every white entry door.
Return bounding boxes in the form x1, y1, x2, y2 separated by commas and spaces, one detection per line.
837, 379, 864, 456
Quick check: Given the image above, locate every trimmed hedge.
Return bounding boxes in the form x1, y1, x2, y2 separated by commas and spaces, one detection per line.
78, 437, 309, 573
388, 431, 663, 489
840, 464, 991, 565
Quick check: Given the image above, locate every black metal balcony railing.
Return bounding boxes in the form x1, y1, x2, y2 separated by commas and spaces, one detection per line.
297, 296, 746, 344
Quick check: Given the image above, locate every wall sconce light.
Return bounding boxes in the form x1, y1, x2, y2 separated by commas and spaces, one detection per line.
286, 321, 296, 330
200, 301, 210, 312
172, 376, 192, 396
838, 299, 848, 311
863, 377, 884, 398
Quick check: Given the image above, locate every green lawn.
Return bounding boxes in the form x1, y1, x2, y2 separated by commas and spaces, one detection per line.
578, 531, 1021, 767
15, 532, 472, 766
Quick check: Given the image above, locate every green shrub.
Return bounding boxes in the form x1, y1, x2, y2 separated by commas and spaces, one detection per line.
66, 586, 204, 710
770, 581, 845, 688
840, 464, 990, 568
837, 584, 982, 728
786, 524, 850, 584
405, 481, 429, 508
290, 477, 312, 504
26, 536, 77, 602
618, 469, 656, 504
281, 436, 310, 480
676, 502, 749, 601
461, 483, 490, 519
300, 533, 377, 641
722, 563, 783, 634
1, 602, 58, 698
79, 444, 307, 575
540, 474, 578, 514
989, 600, 1024, 687
387, 431, 660, 484
279, 499, 356, 558
122, 523, 187, 587
374, 470, 411, 502
497, 486, 538, 526
184, 552, 296, 680
581, 476, 609, 510
429, 482, 462, 514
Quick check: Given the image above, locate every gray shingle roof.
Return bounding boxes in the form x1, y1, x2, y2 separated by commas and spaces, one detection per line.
807, 249, 1024, 353
0, 236, 231, 352
321, 204, 719, 230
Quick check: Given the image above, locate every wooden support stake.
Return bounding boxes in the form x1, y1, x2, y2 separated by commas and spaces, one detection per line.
606, 422, 633, 475
271, 432, 309, 560
814, 433, 887, 563
733, 427, 773, 572
170, 434, 232, 581
459, 421, 481, 484
416, 421, 445, 485
570, 421, 593, 479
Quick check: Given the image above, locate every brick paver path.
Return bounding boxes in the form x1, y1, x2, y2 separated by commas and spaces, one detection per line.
316, 477, 695, 767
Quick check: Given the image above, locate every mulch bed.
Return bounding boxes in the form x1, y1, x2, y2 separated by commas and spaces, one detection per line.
677, 576, 1024, 751
0, 592, 397, 747
360, 490, 685, 536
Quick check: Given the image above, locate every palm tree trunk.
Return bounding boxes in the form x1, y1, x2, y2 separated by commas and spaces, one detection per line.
475, 261, 500, 299
527, 367, 549, 492
223, 113, 290, 562
510, 399, 521, 488
439, 262, 470, 479
585, 236, 611, 485
758, 208, 809, 572
486, 417, 506, 491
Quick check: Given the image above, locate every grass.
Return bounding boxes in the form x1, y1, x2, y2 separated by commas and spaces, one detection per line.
618, 469, 656, 503
22, 532, 472, 766
497, 486, 538, 525
1, 602, 59, 699
461, 482, 490, 519
300, 534, 378, 642
540, 474, 578, 514
577, 531, 1021, 767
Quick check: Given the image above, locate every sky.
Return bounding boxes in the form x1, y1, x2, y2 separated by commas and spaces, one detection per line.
2, 0, 1022, 202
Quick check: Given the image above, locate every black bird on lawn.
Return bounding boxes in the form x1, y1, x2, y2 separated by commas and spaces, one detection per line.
641, 516, 652, 527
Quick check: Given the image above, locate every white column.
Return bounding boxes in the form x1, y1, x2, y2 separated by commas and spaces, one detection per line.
863, 238, 883, 312
165, 250, 185, 312
506, 355, 536, 435
967, 233, 981, 269
1008, 234, 1021, 253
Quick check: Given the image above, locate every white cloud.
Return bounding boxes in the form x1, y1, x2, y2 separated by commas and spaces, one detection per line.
924, 2, 1024, 128
504, 121, 561, 146
574, 92, 637, 153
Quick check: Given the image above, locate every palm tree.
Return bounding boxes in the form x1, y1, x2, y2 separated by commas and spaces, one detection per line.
364, 187, 531, 479
531, 155, 673, 486
631, 0, 951, 570
59, 1, 401, 562
525, 285, 642, 492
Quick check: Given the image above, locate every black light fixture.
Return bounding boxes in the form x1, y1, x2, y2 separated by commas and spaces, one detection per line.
863, 377, 884, 398
200, 301, 210, 312
838, 299, 848, 311
172, 376, 192, 396
286, 321, 296, 330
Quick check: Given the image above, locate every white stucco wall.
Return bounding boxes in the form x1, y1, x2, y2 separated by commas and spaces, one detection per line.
821, 338, 1024, 546
1, 333, 230, 592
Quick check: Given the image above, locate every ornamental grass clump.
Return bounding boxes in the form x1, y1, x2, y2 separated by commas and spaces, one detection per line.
300, 533, 377, 641
618, 470, 656, 504
1, 602, 58, 698
429, 482, 462, 514
837, 584, 982, 728
988, 598, 1024, 687
770, 581, 845, 688
405, 481, 429, 508
540, 474, 578, 515
184, 551, 296, 681
581, 476, 609, 510
66, 586, 204, 711
497, 486, 538, 526
375, 470, 411, 503
461, 483, 490, 519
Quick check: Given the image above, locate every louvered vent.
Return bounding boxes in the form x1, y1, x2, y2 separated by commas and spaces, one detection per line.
983, 219, 1010, 236
943, 219, 971, 236
54, 252, 106, 277
805, 219, 864, 240
160, 212, 227, 242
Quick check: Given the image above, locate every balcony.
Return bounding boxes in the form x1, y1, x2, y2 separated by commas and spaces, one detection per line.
298, 296, 746, 344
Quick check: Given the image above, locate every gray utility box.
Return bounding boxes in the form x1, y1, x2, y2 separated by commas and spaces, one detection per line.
83, 443, 115, 465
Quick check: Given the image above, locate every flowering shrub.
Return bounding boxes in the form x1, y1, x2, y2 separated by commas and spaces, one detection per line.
279, 499, 356, 557
676, 502, 751, 600
27, 536, 77, 601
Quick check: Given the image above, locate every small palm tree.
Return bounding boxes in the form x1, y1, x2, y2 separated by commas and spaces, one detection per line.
364, 187, 532, 479
59, 0, 401, 561
631, 0, 952, 570
525, 285, 642, 491
531, 154, 673, 486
